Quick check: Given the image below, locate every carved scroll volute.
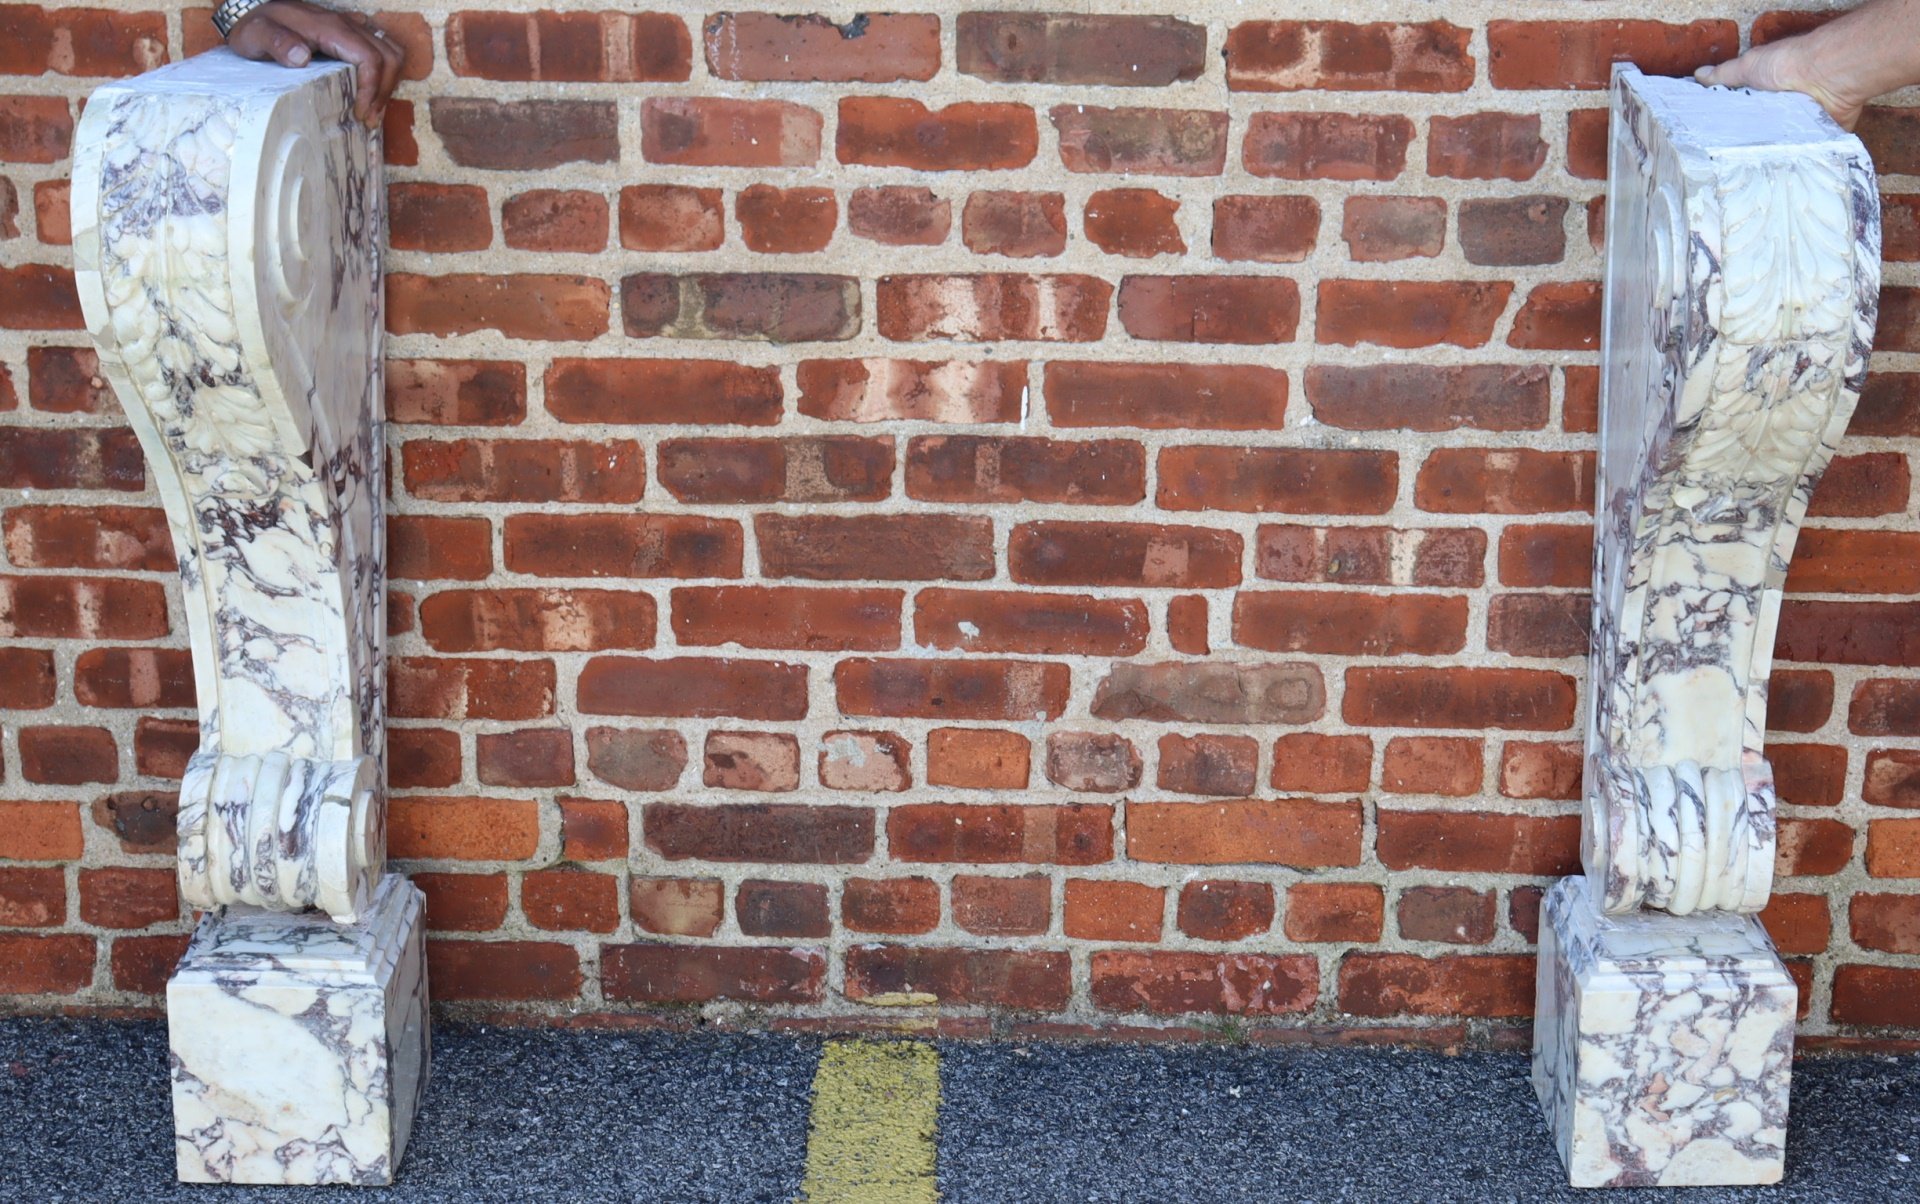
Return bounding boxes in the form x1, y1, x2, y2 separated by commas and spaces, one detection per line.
1585, 67, 1880, 916
70, 50, 386, 922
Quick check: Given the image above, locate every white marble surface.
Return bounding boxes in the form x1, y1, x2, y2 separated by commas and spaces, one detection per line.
1586, 67, 1879, 916
72, 50, 387, 923
170, 874, 429, 1185
1533, 876, 1795, 1188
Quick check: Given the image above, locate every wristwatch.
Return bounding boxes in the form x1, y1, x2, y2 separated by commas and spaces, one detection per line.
213, 0, 277, 39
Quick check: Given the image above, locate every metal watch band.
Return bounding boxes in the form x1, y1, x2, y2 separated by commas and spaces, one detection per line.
213, 0, 276, 39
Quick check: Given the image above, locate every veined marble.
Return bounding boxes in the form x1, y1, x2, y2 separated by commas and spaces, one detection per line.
171, 874, 429, 1185
1533, 877, 1795, 1188
1586, 68, 1879, 916
71, 50, 387, 923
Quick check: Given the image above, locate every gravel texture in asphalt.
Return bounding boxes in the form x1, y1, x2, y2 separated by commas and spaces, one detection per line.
4, 1017, 1917, 1202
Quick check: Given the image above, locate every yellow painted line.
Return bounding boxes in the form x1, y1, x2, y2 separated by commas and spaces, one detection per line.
799, 1039, 941, 1204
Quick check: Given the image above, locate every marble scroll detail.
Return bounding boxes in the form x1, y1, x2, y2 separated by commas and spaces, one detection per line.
72, 50, 427, 1186
1533, 65, 1880, 1189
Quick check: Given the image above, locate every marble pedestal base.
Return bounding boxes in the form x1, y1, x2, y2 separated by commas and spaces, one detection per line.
1532, 877, 1795, 1187
169, 874, 430, 1185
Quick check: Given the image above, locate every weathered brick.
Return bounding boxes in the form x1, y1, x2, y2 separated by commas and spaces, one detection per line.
1009, 521, 1240, 589
386, 360, 526, 426
672, 586, 900, 652
1341, 195, 1445, 262
24, 346, 108, 413
1316, 280, 1512, 348
1377, 810, 1579, 875
1212, 194, 1318, 263
1046, 362, 1287, 431
619, 185, 724, 252
546, 358, 780, 426
522, 868, 619, 934
889, 803, 1111, 865
1, 575, 167, 640
604, 945, 824, 1004
1234, 591, 1468, 657
1129, 800, 1362, 867
836, 658, 1069, 721
0, 933, 93, 994
1159, 734, 1258, 797
0, 7, 167, 77
1243, 112, 1412, 181
0, 800, 82, 861
1865, 749, 1920, 808
907, 436, 1144, 506
0, 867, 64, 927
1308, 364, 1547, 432
419, 588, 654, 653
737, 880, 828, 938
1045, 732, 1143, 793
819, 732, 911, 794
1093, 662, 1324, 725
1499, 740, 1584, 801
1272, 733, 1372, 794
843, 876, 939, 934
1346, 666, 1577, 731
1459, 195, 1568, 265
3, 504, 171, 571
578, 656, 806, 720
476, 729, 574, 789
388, 797, 539, 861
622, 273, 860, 342
847, 187, 951, 247
1487, 20, 1739, 89
0, 647, 55, 710
756, 514, 993, 582
387, 273, 609, 340
660, 437, 891, 504
927, 728, 1029, 790
642, 97, 821, 167
644, 802, 873, 863
877, 273, 1110, 342
916, 588, 1148, 657
1225, 20, 1473, 92
72, 647, 193, 709
1159, 446, 1398, 514
1286, 882, 1384, 943
402, 438, 643, 504
0, 427, 144, 491
389, 182, 490, 252
847, 945, 1070, 1009
958, 13, 1204, 86
1427, 113, 1546, 181
1117, 275, 1300, 344
738, 185, 837, 254
707, 12, 938, 82
1086, 189, 1186, 258
447, 10, 689, 81
1255, 525, 1485, 588
503, 514, 742, 579
961, 190, 1066, 258
0, 263, 82, 328
1091, 951, 1317, 1015
952, 875, 1050, 937
1065, 880, 1164, 942
1397, 886, 1494, 944
1416, 448, 1595, 514
1509, 282, 1602, 350
704, 731, 800, 792
839, 97, 1037, 170
428, 941, 582, 1002
585, 728, 686, 792
1831, 965, 1920, 1028
1338, 953, 1534, 1017
0, 96, 73, 163
797, 358, 1024, 423
502, 189, 608, 253
1052, 105, 1228, 176
19, 725, 115, 784
630, 876, 721, 936
429, 98, 619, 169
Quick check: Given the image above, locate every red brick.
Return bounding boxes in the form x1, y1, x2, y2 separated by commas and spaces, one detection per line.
1831, 965, 1920, 1027
916, 588, 1147, 657
1341, 195, 1445, 261
645, 802, 873, 864
1853, 373, 1920, 436
2, 504, 169, 571
631, 876, 722, 937
673, 586, 899, 653
1757, 892, 1830, 956
843, 877, 939, 934
382, 99, 418, 166
132, 719, 193, 779
737, 879, 828, 938
0, 178, 14, 242
1500, 740, 1583, 801
1789, 530, 1920, 595
1778, 601, 1920, 667
846, 186, 951, 247
0, 867, 63, 927
1093, 662, 1325, 726
1772, 744, 1846, 808
1487, 20, 1739, 89
1158, 446, 1398, 514
578, 656, 806, 720
428, 940, 581, 1002
448, 10, 687, 81
1, 574, 166, 639
476, 728, 574, 789
1867, 819, 1920, 877
1255, 525, 1486, 588
1168, 595, 1209, 655
927, 728, 1029, 790
1234, 591, 1467, 657
643, 96, 820, 167
1416, 448, 1595, 514
0, 263, 81, 328
1339, 953, 1534, 1017
1769, 669, 1832, 734
1508, 282, 1602, 350
1243, 112, 1412, 181
557, 798, 627, 862
1051, 105, 1228, 176
109, 933, 188, 994
1086, 189, 1186, 258
387, 273, 608, 340
1487, 593, 1591, 659
703, 731, 800, 793
819, 731, 911, 793
503, 514, 742, 579
1377, 810, 1579, 875
1346, 666, 1577, 731
1875, 285, 1920, 352
75, 866, 174, 929
1567, 109, 1609, 180
0, 96, 72, 163
1779, 818, 1855, 876
1460, 195, 1568, 266
391, 657, 556, 721
1850, 893, 1920, 953
1128, 800, 1363, 867
1045, 732, 1142, 793
953, 875, 1050, 937
619, 184, 723, 252
1382, 736, 1482, 797
708, 11, 938, 82
1045, 362, 1285, 431
502, 189, 608, 253
1397, 886, 1494, 945
1308, 364, 1547, 432
660, 437, 890, 504
1865, 748, 1920, 807
847, 945, 1070, 1009
604, 945, 824, 1004
1006, 520, 1238, 590
0, 426, 144, 491
797, 358, 1023, 423
839, 97, 1036, 171
0, 647, 54, 710
1271, 733, 1371, 794
837, 658, 1068, 722
389, 182, 490, 252
1316, 279, 1512, 348
429, 98, 619, 169
0, 800, 82, 861
1157, 734, 1258, 797
421, 588, 653, 653
0, 7, 167, 77
1091, 950, 1317, 1015
0, 933, 92, 994
545, 358, 780, 426
907, 435, 1144, 506
388, 517, 491, 584
1177, 880, 1274, 941
402, 437, 642, 504
622, 272, 859, 342
1427, 113, 1546, 181
757, 514, 992, 583
387, 360, 526, 426
1807, 453, 1910, 518
388, 728, 460, 790
1210, 194, 1318, 263
878, 272, 1110, 342
1065, 880, 1163, 942
1497, 523, 1591, 589
1117, 275, 1299, 344
1225, 20, 1472, 92
71, 647, 192, 710
414, 872, 509, 932
388, 797, 539, 861
956, 191, 1064, 260
1286, 883, 1383, 943
738, 185, 837, 254
889, 803, 1111, 865
18, 725, 114, 784
958, 12, 1203, 86
24, 345, 107, 413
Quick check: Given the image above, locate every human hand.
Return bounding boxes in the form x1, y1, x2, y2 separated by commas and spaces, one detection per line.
225, 1, 405, 127
1695, 34, 1869, 130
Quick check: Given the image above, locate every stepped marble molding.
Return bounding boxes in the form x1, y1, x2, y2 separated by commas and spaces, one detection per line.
71, 50, 427, 1186
1533, 66, 1879, 1189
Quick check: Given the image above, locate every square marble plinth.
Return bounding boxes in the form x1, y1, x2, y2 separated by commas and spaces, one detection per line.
169, 873, 429, 1185
1532, 876, 1795, 1188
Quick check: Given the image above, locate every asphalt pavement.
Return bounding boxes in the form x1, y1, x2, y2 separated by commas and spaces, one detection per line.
3, 1017, 1915, 1202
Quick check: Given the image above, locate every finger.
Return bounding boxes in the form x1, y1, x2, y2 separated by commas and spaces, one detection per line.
275, 9, 385, 121
369, 24, 406, 111
1696, 57, 1749, 89
257, 22, 316, 70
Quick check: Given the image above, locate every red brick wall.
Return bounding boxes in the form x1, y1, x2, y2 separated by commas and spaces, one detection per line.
4, 2, 1920, 1038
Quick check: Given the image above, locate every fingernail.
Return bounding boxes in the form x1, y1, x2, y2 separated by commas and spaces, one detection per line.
290, 46, 310, 65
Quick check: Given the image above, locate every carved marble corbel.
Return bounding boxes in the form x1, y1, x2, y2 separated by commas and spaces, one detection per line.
1533, 66, 1879, 1189
72, 49, 427, 1186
